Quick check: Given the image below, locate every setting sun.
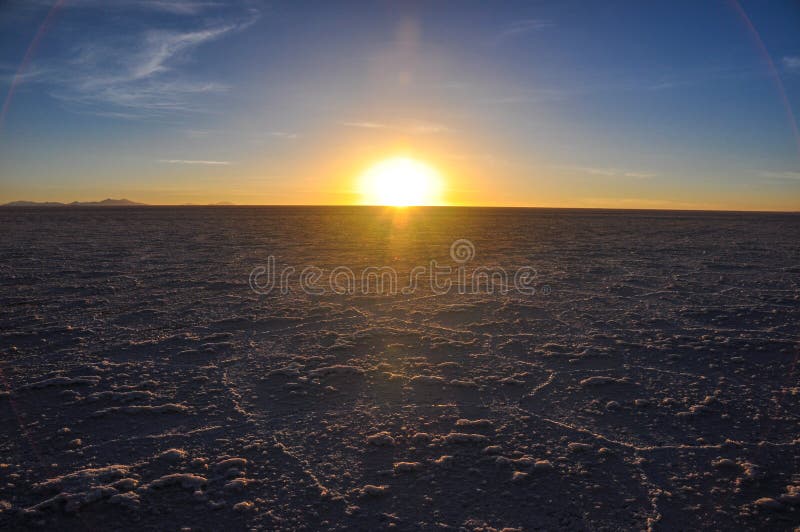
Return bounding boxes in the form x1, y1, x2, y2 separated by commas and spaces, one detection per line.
358, 157, 444, 206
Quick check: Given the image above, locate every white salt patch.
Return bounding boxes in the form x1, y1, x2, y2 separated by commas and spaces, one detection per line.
108, 491, 140, 508
512, 456, 535, 467
309, 365, 364, 378
28, 464, 132, 514
443, 432, 488, 444
85, 390, 156, 403
410, 375, 445, 385
433, 455, 454, 467
147, 473, 207, 491
579, 376, 629, 387
92, 403, 189, 416
158, 448, 188, 462
366, 432, 396, 447
393, 462, 423, 473
455, 419, 493, 429
754, 497, 783, 511
411, 432, 432, 444
112, 478, 139, 490
224, 478, 250, 491
22, 376, 100, 390
214, 457, 247, 471
268, 363, 303, 377
711, 458, 738, 470
233, 500, 255, 511
361, 484, 389, 497
34, 465, 131, 492
511, 471, 529, 482
567, 442, 592, 452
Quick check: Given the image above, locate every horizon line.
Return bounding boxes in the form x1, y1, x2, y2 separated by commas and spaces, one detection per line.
2, 203, 798, 214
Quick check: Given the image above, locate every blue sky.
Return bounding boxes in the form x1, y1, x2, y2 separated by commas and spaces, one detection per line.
1, 0, 799, 209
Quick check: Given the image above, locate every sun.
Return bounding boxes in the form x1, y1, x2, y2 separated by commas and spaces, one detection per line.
358, 157, 444, 206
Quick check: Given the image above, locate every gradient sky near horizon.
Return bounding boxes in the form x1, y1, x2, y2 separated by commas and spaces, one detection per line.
1, 0, 799, 210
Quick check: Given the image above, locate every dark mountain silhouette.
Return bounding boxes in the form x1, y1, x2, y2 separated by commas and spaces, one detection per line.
2, 198, 146, 207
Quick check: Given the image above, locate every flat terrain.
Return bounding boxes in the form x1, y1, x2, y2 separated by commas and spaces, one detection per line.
1, 206, 798, 530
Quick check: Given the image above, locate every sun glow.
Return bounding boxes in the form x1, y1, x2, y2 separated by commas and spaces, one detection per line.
358, 157, 444, 206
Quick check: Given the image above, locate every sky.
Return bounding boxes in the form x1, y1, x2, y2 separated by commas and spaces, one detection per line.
0, 0, 799, 210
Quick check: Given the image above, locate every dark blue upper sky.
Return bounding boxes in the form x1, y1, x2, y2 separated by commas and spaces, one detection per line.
1, 0, 799, 208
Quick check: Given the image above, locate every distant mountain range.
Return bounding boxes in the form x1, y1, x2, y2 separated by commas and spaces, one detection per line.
1, 199, 238, 207
2, 198, 144, 207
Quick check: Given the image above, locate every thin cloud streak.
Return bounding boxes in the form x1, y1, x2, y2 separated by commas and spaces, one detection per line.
21, 0, 228, 14
342, 121, 389, 129
499, 19, 553, 39
759, 170, 800, 180
158, 159, 232, 165
783, 56, 800, 71
270, 131, 299, 139
342, 121, 451, 134
559, 166, 657, 179
623, 172, 657, 179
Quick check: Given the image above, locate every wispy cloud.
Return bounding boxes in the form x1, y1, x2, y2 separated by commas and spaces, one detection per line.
489, 19, 552, 48
134, 1, 228, 15
15, 3, 258, 118
270, 131, 299, 140
759, 170, 800, 180
783, 56, 800, 72
158, 159, 232, 165
133, 27, 235, 80
21, 0, 229, 15
0, 63, 51, 85
499, 19, 553, 39
342, 120, 451, 135
578, 167, 616, 177
623, 171, 657, 179
342, 121, 389, 129
55, 79, 232, 115
408, 122, 451, 134
478, 88, 571, 105
560, 166, 656, 179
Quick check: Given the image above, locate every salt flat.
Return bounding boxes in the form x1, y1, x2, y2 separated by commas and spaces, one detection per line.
0, 206, 798, 530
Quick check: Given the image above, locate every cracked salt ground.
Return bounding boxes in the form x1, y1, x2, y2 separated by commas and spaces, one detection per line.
1, 207, 799, 530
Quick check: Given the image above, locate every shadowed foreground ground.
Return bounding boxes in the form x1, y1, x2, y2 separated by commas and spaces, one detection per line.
1, 207, 798, 530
